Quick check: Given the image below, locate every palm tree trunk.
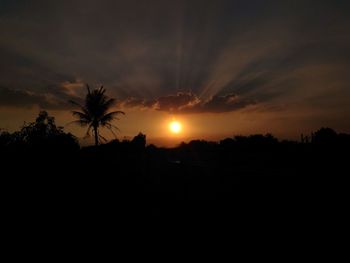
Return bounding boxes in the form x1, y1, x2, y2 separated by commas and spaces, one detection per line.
94, 126, 99, 146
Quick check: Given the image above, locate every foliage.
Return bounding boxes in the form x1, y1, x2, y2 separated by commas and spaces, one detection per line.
131, 133, 146, 149
0, 111, 79, 151
312, 127, 338, 144
70, 85, 125, 146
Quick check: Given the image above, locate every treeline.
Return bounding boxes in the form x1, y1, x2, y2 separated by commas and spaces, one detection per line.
0, 111, 79, 153
1, 111, 350, 165
1, 111, 348, 206
1, 111, 349, 152
1, 111, 349, 177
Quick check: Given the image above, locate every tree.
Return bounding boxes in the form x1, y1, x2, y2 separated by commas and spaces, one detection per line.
20, 111, 60, 144
131, 132, 146, 150
312, 127, 337, 144
16, 111, 79, 151
0, 129, 12, 148
70, 85, 125, 146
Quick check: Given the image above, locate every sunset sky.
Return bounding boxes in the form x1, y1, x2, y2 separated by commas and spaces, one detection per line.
1, 0, 350, 146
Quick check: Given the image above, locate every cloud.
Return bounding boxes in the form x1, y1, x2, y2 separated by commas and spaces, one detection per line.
60, 79, 85, 97
155, 92, 200, 112
119, 92, 256, 113
0, 0, 350, 124
197, 94, 256, 113
0, 86, 59, 109
0, 80, 86, 110
117, 97, 156, 109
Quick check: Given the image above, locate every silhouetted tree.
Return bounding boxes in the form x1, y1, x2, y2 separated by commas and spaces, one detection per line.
70, 85, 125, 146
19, 111, 79, 151
0, 130, 12, 148
131, 133, 146, 150
20, 111, 60, 143
312, 127, 337, 144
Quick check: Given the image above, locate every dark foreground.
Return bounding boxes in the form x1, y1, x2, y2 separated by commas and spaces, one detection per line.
2, 129, 348, 218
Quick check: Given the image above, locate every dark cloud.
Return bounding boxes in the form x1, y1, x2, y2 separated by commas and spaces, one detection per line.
155, 92, 199, 112
0, 81, 85, 110
119, 92, 256, 113
0, 47, 75, 90
118, 97, 156, 109
0, 86, 58, 109
197, 94, 256, 113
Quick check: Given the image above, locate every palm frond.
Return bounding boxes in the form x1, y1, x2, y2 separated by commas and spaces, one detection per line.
104, 123, 120, 138
103, 122, 121, 132
99, 86, 105, 94
86, 84, 91, 94
69, 100, 84, 109
72, 111, 90, 121
83, 124, 93, 138
66, 120, 89, 127
100, 111, 125, 124
104, 98, 116, 109
99, 134, 108, 142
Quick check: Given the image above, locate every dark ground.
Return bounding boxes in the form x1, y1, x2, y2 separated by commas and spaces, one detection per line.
1, 130, 348, 219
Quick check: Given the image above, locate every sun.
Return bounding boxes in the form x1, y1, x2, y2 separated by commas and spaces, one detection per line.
169, 121, 182, 134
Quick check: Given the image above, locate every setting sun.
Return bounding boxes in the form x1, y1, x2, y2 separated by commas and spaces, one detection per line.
169, 121, 182, 134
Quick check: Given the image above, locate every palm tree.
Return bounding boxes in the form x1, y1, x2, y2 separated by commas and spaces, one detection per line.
70, 85, 125, 146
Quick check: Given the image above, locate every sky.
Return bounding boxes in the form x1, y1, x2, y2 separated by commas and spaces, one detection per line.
0, 0, 350, 146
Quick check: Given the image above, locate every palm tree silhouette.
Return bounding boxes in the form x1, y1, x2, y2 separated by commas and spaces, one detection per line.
70, 85, 125, 146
